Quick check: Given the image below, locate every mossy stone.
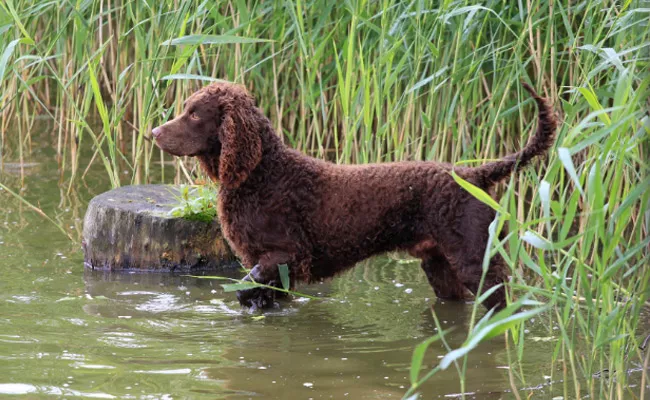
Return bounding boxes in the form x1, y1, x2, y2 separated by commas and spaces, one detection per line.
82, 185, 236, 272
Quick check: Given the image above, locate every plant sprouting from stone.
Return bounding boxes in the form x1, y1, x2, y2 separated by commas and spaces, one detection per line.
169, 185, 218, 223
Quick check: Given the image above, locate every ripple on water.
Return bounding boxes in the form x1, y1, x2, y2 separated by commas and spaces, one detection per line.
133, 368, 192, 375
98, 331, 148, 349
0, 383, 116, 398
8, 295, 38, 303
70, 362, 117, 370
0, 334, 39, 344
134, 293, 185, 313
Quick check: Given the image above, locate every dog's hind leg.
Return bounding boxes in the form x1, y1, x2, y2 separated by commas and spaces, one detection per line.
442, 229, 508, 310
442, 198, 509, 311
421, 253, 469, 301
455, 256, 508, 311
409, 240, 468, 301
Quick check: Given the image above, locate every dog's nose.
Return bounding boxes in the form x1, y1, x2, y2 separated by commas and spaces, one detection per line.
152, 127, 162, 138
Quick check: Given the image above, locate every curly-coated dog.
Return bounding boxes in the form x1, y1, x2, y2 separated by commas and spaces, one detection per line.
153, 81, 557, 311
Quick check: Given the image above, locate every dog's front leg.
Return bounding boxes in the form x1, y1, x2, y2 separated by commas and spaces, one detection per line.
236, 251, 295, 310
236, 264, 281, 310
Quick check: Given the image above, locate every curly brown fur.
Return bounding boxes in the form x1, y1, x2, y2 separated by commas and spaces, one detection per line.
153, 81, 557, 311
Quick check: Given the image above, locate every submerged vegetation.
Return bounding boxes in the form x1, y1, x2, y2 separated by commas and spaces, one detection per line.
0, 0, 648, 398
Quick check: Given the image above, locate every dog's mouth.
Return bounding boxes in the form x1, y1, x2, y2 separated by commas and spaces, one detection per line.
152, 126, 189, 157
152, 126, 221, 159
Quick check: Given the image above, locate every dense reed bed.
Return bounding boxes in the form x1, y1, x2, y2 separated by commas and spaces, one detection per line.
1, 0, 648, 398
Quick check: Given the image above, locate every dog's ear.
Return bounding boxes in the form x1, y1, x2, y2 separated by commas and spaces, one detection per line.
218, 108, 262, 189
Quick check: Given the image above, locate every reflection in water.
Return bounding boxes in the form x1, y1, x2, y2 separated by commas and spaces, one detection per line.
4, 240, 649, 400
1, 244, 528, 400
0, 383, 116, 398
2, 231, 650, 400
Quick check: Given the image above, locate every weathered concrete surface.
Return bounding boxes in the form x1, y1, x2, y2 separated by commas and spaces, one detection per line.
82, 185, 236, 272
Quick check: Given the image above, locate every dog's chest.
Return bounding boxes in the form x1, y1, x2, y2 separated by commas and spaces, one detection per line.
217, 190, 294, 262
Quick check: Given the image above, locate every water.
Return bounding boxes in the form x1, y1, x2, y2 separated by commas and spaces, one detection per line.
0, 132, 647, 399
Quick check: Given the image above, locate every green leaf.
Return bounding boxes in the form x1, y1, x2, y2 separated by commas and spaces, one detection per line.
578, 87, 611, 126
439, 305, 547, 370
87, 57, 119, 188
481, 307, 548, 341
160, 34, 273, 46
407, 67, 447, 94
450, 171, 507, 215
1, 0, 35, 45
161, 74, 226, 82
521, 230, 552, 250
557, 148, 584, 196
539, 180, 551, 221
278, 264, 290, 290
475, 284, 504, 306
612, 178, 650, 221
0, 39, 22, 82
221, 282, 263, 292
410, 334, 440, 385
560, 190, 581, 241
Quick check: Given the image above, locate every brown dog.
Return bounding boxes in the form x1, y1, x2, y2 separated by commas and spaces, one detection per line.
153, 82, 557, 311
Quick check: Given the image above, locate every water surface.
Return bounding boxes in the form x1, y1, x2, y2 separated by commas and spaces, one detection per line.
1, 130, 647, 399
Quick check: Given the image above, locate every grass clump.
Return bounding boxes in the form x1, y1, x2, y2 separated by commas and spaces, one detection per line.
168, 185, 217, 223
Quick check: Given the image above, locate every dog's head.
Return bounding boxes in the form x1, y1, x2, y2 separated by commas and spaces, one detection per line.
153, 82, 263, 188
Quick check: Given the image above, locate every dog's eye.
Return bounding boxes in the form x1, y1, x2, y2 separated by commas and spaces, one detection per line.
190, 112, 200, 120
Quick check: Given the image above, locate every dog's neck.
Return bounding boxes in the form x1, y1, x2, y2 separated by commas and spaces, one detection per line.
239, 125, 286, 187
196, 153, 219, 182
258, 123, 284, 154
198, 123, 286, 188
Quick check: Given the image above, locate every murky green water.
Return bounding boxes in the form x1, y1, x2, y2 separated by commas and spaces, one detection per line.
1, 132, 647, 399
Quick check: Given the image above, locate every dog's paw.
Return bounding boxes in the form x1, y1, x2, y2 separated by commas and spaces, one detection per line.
237, 286, 275, 309
250, 288, 278, 311
236, 265, 282, 310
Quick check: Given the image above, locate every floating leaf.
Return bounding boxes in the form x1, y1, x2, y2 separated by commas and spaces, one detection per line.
221, 282, 263, 292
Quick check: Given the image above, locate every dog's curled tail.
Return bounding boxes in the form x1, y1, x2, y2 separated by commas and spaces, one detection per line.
478, 82, 558, 184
